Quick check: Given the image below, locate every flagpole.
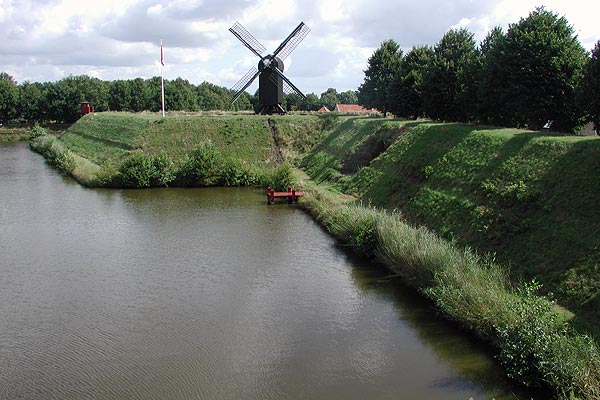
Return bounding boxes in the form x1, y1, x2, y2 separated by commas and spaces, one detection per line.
160, 38, 165, 118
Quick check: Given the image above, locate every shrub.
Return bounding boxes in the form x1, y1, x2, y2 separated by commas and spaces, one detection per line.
151, 153, 176, 186
55, 148, 76, 174
268, 162, 296, 191
116, 152, 176, 188
93, 161, 119, 187
221, 158, 257, 186
496, 281, 600, 398
116, 152, 155, 188
28, 124, 47, 141
176, 142, 223, 186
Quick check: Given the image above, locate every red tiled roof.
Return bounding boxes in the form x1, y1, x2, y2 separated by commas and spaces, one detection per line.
335, 104, 374, 113
318, 106, 330, 112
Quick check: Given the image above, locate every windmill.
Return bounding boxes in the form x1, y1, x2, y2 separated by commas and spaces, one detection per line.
229, 21, 310, 115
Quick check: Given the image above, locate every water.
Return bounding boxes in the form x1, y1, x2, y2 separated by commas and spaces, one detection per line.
0, 142, 538, 399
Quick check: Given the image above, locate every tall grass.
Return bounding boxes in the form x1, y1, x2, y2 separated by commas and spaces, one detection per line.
299, 180, 600, 399
29, 129, 76, 175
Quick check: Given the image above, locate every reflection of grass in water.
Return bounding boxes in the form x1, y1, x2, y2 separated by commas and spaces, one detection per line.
348, 258, 530, 399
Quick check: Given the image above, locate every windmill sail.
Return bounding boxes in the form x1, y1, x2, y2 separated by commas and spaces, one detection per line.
229, 22, 266, 59
230, 66, 260, 104
272, 22, 310, 61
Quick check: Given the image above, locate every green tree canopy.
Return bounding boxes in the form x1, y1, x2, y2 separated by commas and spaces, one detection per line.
358, 39, 403, 117
338, 90, 358, 104
320, 88, 339, 110
0, 72, 19, 123
109, 80, 132, 111
18, 81, 44, 123
389, 45, 433, 119
581, 41, 600, 132
422, 28, 477, 121
481, 7, 588, 131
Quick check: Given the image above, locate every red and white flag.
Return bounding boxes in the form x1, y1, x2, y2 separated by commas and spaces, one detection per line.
160, 39, 164, 66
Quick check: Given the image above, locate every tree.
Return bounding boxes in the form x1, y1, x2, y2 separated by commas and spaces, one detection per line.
481, 7, 588, 131
581, 41, 600, 133
165, 78, 198, 111
389, 46, 433, 119
299, 93, 320, 111
129, 78, 150, 112
18, 81, 44, 123
109, 80, 132, 111
144, 77, 163, 112
358, 39, 403, 117
0, 72, 19, 123
477, 27, 506, 124
422, 28, 477, 121
320, 88, 339, 110
338, 90, 358, 104
42, 75, 109, 122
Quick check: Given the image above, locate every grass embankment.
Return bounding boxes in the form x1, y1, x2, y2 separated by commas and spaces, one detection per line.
298, 116, 600, 398
31, 112, 323, 188
302, 118, 600, 334
296, 177, 599, 398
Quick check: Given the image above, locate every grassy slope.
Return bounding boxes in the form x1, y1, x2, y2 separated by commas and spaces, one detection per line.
59, 113, 156, 165
302, 117, 600, 333
58, 113, 323, 168
54, 112, 325, 188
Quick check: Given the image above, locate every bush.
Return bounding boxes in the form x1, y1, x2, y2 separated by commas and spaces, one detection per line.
55, 148, 76, 174
93, 161, 119, 187
221, 158, 257, 186
176, 142, 223, 186
268, 162, 296, 191
496, 281, 600, 398
320, 113, 339, 130
116, 152, 176, 188
28, 124, 47, 140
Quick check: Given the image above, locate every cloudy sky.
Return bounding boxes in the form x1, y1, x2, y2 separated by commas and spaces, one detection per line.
0, 0, 598, 95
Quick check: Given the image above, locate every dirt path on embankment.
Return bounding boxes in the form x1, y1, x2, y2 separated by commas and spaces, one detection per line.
267, 119, 283, 165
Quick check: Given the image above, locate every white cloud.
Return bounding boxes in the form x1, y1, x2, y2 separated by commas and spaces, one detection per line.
0, 0, 598, 94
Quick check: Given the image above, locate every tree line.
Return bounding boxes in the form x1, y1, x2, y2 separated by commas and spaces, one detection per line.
0, 70, 358, 124
358, 7, 600, 133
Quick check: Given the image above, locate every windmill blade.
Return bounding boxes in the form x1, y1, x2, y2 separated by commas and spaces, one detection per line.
229, 22, 266, 59
271, 22, 310, 61
272, 67, 306, 99
230, 66, 260, 104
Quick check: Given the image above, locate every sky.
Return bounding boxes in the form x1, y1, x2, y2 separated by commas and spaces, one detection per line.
0, 0, 598, 96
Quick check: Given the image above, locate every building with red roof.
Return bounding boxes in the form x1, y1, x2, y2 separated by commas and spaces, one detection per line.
334, 104, 377, 114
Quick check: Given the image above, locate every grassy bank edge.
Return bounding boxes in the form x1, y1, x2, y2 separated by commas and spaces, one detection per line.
294, 171, 600, 399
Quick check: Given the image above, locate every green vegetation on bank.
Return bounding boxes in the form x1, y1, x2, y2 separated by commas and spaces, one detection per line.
302, 118, 600, 335
30, 112, 321, 190
297, 177, 599, 398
